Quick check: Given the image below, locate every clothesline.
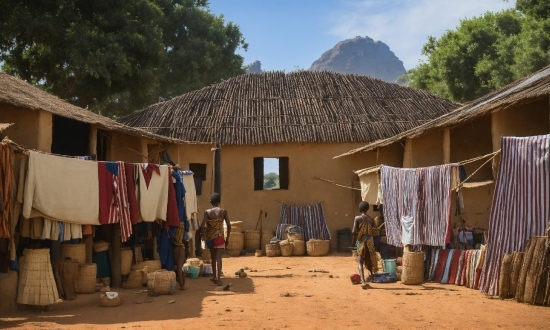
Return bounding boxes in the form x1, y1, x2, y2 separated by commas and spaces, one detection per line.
312, 177, 361, 191
452, 151, 500, 191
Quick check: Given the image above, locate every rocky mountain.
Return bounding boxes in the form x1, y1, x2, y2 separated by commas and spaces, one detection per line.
309, 36, 405, 82
246, 60, 263, 73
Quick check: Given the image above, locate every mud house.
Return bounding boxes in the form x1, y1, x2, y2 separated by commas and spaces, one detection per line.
0, 72, 184, 161
336, 64, 550, 234
119, 71, 458, 247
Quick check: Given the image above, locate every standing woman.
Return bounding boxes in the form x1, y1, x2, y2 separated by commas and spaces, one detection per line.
201, 193, 230, 285
351, 201, 383, 284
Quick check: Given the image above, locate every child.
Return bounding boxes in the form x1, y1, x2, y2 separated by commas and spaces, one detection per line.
200, 193, 230, 285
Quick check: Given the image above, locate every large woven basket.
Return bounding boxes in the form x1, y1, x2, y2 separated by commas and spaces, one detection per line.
306, 240, 330, 257
225, 249, 241, 257
123, 269, 146, 289
61, 243, 86, 264
280, 244, 293, 257
265, 243, 280, 257
244, 230, 261, 251
226, 232, 244, 251
17, 249, 59, 306
120, 248, 133, 276
499, 253, 513, 299
230, 221, 243, 232
187, 258, 201, 267
100, 292, 121, 307
75, 263, 97, 294
147, 270, 176, 295
261, 231, 275, 252
523, 236, 547, 303
61, 259, 79, 300
292, 240, 306, 256
402, 251, 424, 285
93, 241, 110, 253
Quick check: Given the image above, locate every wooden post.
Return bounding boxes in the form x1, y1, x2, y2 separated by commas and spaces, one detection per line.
443, 128, 451, 164
84, 235, 93, 263
112, 225, 122, 288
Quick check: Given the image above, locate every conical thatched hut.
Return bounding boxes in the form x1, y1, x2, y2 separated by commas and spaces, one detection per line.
120, 71, 459, 246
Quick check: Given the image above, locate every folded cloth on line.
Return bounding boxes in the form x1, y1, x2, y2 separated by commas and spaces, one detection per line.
138, 164, 169, 222
23, 151, 99, 225
400, 215, 414, 245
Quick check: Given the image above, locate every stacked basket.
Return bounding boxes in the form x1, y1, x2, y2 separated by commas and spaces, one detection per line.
244, 230, 261, 252
285, 226, 305, 256
226, 221, 244, 257
279, 240, 293, 257
261, 230, 275, 253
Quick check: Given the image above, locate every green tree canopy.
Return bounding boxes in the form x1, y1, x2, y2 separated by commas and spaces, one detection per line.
0, 0, 247, 118
405, 1, 550, 103
263, 172, 280, 190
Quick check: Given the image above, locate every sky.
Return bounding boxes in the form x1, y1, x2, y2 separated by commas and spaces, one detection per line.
208, 0, 514, 71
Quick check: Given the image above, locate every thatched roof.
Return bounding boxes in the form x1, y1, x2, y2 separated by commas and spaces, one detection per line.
0, 73, 184, 144
0, 123, 13, 132
335, 65, 550, 158
119, 71, 459, 145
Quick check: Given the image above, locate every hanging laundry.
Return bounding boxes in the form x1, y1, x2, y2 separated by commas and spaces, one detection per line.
98, 161, 133, 242
138, 164, 169, 222
480, 135, 550, 296
165, 168, 181, 228
380, 164, 454, 247
0, 143, 14, 238
172, 169, 188, 231
22, 151, 99, 225
182, 171, 198, 229
123, 163, 139, 225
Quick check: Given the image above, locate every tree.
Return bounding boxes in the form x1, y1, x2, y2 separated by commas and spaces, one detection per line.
405, 2, 550, 103
0, 0, 247, 118
263, 172, 279, 190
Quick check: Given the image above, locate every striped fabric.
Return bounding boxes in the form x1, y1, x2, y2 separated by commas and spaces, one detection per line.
278, 203, 331, 241
480, 135, 550, 296
380, 164, 454, 247
103, 162, 132, 242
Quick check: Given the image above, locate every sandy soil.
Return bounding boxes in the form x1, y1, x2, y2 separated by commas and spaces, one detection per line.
1, 253, 548, 330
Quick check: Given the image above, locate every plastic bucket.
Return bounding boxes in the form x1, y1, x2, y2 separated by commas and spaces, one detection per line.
187, 266, 200, 279
383, 259, 397, 274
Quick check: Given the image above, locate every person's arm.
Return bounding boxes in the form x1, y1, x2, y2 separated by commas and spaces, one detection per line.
351, 217, 359, 246
199, 211, 208, 238
223, 209, 230, 248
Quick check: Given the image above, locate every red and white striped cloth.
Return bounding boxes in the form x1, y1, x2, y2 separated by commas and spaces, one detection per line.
480, 135, 550, 296
380, 164, 454, 247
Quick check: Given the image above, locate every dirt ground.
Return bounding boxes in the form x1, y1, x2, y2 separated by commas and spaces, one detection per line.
1, 253, 549, 330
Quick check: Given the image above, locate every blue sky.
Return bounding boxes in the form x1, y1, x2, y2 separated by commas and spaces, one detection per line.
208, 0, 514, 71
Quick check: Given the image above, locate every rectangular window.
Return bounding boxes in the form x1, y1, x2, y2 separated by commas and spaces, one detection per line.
189, 163, 207, 180
254, 157, 289, 190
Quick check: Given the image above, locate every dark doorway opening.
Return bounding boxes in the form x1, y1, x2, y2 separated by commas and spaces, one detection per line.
51, 115, 90, 156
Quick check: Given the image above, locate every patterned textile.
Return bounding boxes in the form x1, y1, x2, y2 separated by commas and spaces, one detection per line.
98, 161, 132, 242
455, 251, 466, 285
480, 135, 550, 296
434, 249, 450, 283
441, 249, 455, 284
380, 164, 454, 247
356, 221, 379, 273
204, 218, 224, 240
428, 249, 439, 281
448, 250, 461, 285
278, 203, 331, 241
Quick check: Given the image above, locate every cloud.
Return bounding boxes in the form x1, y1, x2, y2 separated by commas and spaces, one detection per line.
329, 0, 514, 70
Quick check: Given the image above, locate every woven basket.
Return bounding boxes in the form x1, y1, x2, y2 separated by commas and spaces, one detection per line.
147, 270, 176, 295
100, 292, 121, 307
266, 243, 280, 257
61, 243, 86, 264
510, 252, 524, 297
255, 250, 263, 257
396, 266, 403, 281
132, 260, 161, 273
287, 232, 303, 241
93, 241, 110, 253
227, 232, 244, 251
230, 221, 243, 232
187, 258, 201, 267
402, 251, 424, 285
123, 269, 146, 289
280, 244, 293, 257
225, 249, 241, 257
306, 239, 330, 257
261, 231, 275, 252
61, 259, 79, 300
517, 237, 537, 302
121, 248, 133, 276
292, 240, 306, 256
244, 230, 261, 251
279, 239, 290, 246
201, 247, 211, 261
499, 254, 513, 299
17, 249, 59, 306
75, 263, 97, 294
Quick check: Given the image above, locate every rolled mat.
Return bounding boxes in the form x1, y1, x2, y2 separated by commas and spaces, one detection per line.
434, 249, 450, 283
498, 254, 513, 299
448, 250, 462, 285
523, 236, 547, 303
441, 249, 455, 284
509, 252, 524, 297
516, 237, 536, 302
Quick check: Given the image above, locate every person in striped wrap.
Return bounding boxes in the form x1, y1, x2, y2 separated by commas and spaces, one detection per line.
352, 201, 384, 284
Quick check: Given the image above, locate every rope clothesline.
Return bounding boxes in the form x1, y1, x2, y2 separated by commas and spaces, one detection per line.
312, 177, 361, 191
453, 151, 500, 191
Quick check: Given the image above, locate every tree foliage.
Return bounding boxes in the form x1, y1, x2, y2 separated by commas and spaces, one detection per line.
405, 1, 550, 103
0, 0, 247, 118
263, 172, 279, 190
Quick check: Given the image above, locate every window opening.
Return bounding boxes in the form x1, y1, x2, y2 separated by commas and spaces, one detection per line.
254, 157, 288, 190
51, 115, 90, 156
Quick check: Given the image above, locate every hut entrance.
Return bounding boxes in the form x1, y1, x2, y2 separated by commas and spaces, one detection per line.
51, 115, 90, 156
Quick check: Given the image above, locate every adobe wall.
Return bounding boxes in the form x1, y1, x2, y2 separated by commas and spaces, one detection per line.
404, 130, 445, 168
108, 132, 150, 163
0, 104, 53, 152
218, 142, 388, 249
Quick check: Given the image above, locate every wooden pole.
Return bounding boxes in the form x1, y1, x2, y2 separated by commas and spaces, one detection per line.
112, 225, 122, 288
83, 234, 93, 263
